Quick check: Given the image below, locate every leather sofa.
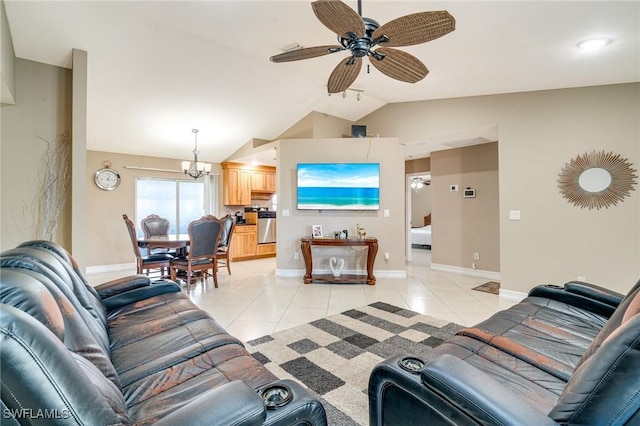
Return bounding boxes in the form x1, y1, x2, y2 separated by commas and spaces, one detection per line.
369, 279, 640, 425
0, 240, 327, 425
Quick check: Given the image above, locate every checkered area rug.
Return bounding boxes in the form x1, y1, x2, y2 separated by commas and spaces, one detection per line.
245, 302, 464, 425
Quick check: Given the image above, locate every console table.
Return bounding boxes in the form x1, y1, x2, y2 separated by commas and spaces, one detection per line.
300, 237, 378, 285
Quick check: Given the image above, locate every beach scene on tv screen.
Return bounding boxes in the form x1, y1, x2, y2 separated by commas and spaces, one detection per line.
297, 163, 380, 210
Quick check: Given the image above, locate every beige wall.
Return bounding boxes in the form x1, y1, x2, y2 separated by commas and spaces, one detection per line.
361, 83, 640, 295
431, 143, 500, 272
1, 58, 72, 251
1, 0, 15, 105
275, 137, 406, 274
85, 150, 223, 267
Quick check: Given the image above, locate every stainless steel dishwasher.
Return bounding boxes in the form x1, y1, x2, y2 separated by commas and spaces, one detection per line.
257, 211, 276, 244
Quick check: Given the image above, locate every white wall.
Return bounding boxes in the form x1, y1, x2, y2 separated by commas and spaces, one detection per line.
361, 84, 640, 295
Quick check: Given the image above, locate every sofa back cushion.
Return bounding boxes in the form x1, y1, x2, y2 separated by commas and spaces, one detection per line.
0, 268, 121, 388
549, 288, 640, 424
0, 248, 110, 352
1, 304, 130, 425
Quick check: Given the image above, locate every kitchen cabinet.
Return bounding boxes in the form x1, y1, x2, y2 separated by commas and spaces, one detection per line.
251, 168, 276, 193
222, 163, 251, 206
256, 243, 276, 256
230, 225, 257, 260
230, 225, 277, 260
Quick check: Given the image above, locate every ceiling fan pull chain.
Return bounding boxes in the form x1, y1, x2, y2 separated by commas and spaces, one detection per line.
357, 0, 362, 17
367, 64, 370, 74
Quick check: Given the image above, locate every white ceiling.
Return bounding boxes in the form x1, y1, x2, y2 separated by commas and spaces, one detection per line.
4, 1, 639, 164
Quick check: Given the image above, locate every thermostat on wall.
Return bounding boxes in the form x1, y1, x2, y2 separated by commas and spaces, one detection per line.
463, 187, 476, 198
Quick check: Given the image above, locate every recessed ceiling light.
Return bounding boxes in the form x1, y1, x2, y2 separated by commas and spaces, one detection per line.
577, 38, 611, 51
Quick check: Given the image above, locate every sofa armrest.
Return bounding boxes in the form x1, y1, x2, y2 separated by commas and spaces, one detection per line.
261, 379, 327, 426
94, 275, 150, 298
99, 279, 181, 312
369, 354, 556, 426
563, 281, 623, 307
421, 354, 556, 425
529, 282, 618, 318
154, 380, 266, 426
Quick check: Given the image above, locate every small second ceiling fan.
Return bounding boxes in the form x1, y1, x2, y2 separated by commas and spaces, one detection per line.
270, 0, 456, 94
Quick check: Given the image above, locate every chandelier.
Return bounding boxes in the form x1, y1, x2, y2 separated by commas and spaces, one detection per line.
181, 129, 211, 180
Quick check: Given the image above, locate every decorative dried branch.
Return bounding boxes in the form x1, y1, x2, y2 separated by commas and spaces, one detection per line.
35, 132, 71, 240
557, 150, 637, 210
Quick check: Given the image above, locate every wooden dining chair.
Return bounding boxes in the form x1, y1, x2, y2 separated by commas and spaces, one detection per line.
122, 214, 173, 276
170, 215, 222, 291
140, 214, 175, 255
216, 214, 236, 275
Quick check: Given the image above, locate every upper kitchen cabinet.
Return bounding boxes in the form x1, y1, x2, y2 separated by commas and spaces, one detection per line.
251, 168, 276, 193
222, 162, 251, 206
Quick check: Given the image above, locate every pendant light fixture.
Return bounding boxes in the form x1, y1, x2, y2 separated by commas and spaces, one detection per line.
181, 129, 211, 180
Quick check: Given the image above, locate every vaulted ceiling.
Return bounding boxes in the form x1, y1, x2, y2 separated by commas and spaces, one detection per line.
4, 1, 639, 163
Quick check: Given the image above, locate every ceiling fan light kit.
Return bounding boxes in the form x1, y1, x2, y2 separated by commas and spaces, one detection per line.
270, 0, 455, 93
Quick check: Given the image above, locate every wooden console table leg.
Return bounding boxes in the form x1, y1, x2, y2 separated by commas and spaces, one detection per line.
301, 240, 312, 284
366, 240, 378, 285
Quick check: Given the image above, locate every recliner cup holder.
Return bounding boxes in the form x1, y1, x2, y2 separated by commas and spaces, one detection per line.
260, 384, 292, 409
398, 357, 425, 374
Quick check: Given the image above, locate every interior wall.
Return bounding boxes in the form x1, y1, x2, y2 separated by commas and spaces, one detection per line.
431, 142, 500, 272
360, 83, 640, 295
1, 0, 16, 105
275, 137, 406, 275
85, 150, 222, 268
1, 58, 72, 251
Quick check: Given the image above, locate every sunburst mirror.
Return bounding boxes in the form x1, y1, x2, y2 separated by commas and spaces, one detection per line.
557, 150, 637, 210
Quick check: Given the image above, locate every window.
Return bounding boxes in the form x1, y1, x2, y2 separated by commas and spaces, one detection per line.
135, 178, 205, 237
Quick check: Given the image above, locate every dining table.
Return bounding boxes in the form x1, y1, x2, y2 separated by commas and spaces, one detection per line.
138, 234, 190, 257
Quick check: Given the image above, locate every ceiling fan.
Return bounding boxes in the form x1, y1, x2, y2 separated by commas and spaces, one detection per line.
270, 0, 456, 94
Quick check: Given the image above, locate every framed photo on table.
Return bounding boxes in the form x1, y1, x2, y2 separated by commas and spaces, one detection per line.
312, 225, 323, 238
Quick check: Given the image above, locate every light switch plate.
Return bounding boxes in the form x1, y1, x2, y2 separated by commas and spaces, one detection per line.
383, 209, 390, 217
282, 209, 289, 217
509, 210, 521, 220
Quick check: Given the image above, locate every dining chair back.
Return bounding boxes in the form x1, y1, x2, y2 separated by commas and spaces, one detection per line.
170, 215, 222, 291
122, 214, 173, 276
141, 214, 170, 238
216, 214, 236, 274
140, 214, 175, 256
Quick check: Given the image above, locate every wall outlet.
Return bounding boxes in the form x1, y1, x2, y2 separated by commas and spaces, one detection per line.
473, 252, 480, 260
577, 276, 586, 282
384, 252, 390, 260
472, 262, 477, 270
293, 252, 299, 260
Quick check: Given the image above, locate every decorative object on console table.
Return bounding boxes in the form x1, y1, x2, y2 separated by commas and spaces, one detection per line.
300, 237, 378, 285
329, 257, 345, 278
355, 224, 366, 239
312, 225, 323, 238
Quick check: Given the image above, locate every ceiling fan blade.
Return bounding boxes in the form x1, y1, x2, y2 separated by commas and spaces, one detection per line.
312, 0, 365, 38
373, 11, 455, 47
327, 56, 362, 93
369, 47, 428, 83
270, 45, 342, 63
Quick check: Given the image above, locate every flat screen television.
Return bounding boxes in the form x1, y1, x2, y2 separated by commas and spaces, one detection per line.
297, 163, 380, 210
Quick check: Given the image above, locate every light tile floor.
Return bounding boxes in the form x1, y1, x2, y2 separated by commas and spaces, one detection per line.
87, 249, 517, 343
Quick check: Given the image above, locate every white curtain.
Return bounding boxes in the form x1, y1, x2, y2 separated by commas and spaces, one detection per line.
203, 174, 219, 217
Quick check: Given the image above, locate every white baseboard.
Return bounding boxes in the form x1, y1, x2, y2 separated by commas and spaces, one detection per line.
431, 263, 501, 281
499, 289, 527, 302
275, 269, 407, 279
275, 268, 305, 278
85, 263, 135, 275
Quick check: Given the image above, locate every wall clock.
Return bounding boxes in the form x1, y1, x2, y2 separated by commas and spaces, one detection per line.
94, 161, 121, 191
